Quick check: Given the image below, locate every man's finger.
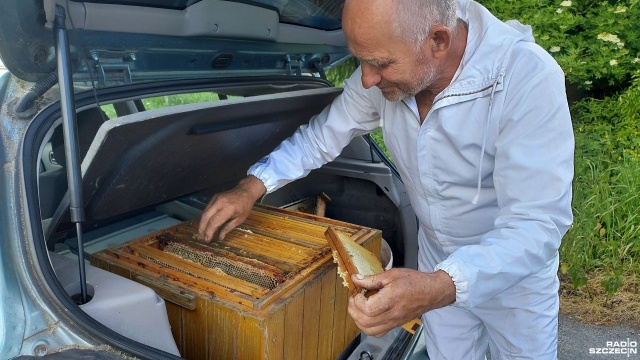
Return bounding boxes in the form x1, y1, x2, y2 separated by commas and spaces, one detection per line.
199, 216, 218, 240
349, 296, 396, 337
201, 211, 231, 242
198, 198, 221, 238
351, 273, 386, 290
350, 289, 391, 317
360, 323, 394, 338
218, 217, 243, 241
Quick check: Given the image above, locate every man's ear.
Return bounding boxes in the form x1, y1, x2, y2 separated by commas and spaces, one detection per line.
427, 25, 452, 59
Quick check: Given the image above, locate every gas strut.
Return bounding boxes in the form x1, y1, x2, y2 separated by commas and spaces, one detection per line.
54, 4, 88, 304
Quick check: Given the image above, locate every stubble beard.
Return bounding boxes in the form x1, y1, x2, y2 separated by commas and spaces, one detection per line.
378, 64, 438, 102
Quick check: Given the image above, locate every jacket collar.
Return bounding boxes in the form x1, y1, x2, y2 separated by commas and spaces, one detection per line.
433, 0, 535, 103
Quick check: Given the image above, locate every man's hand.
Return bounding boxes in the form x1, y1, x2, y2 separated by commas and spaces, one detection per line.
348, 268, 456, 337
198, 175, 267, 242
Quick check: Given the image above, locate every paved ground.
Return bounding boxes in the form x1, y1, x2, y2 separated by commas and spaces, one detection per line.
361, 313, 639, 359
558, 315, 639, 359
482, 314, 639, 360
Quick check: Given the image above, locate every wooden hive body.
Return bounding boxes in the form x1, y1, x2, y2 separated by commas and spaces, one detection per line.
91, 204, 382, 360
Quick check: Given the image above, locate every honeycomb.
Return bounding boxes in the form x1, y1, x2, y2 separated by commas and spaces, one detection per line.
163, 241, 280, 290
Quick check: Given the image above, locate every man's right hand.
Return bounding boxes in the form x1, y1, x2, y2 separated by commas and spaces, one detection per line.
198, 175, 267, 242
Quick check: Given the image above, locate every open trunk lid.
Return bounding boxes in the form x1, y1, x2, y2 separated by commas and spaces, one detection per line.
0, 0, 350, 85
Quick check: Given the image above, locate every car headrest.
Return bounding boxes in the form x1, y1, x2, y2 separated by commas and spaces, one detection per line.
51, 107, 107, 167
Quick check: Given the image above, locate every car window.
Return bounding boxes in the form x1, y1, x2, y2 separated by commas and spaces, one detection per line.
253, 0, 343, 30
99, 104, 116, 119
98, 92, 240, 118
141, 92, 238, 110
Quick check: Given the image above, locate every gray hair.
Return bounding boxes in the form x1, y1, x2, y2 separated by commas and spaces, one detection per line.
392, 0, 458, 50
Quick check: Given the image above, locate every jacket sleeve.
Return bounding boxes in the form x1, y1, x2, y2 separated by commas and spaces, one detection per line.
248, 67, 381, 193
435, 57, 574, 309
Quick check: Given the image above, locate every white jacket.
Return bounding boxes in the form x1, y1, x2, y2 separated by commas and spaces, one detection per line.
249, 0, 574, 309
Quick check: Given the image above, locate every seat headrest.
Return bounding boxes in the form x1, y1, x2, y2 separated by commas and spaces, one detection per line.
51, 107, 107, 166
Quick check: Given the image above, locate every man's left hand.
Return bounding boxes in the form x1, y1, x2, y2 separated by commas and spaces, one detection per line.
348, 268, 456, 337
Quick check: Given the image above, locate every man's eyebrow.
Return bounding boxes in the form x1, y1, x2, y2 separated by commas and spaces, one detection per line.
362, 58, 393, 67
347, 47, 394, 67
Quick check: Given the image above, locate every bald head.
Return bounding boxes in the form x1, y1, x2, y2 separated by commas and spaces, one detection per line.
343, 0, 458, 50
342, 0, 394, 49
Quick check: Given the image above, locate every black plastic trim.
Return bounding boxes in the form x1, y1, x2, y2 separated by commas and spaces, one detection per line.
365, 134, 402, 181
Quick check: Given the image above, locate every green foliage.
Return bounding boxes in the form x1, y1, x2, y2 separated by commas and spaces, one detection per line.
573, 73, 640, 158
100, 104, 116, 119
370, 129, 391, 159
142, 92, 220, 109
482, 0, 640, 96
563, 156, 640, 293
602, 270, 624, 296
562, 74, 640, 293
101, 92, 225, 117
326, 58, 357, 87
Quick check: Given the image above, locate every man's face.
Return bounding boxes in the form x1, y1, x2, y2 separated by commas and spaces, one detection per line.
358, 50, 438, 102
343, 4, 439, 101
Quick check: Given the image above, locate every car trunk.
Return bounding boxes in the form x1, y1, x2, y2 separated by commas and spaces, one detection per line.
32, 79, 417, 359
0, 0, 423, 357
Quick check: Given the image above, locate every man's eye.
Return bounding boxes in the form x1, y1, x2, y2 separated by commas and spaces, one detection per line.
368, 62, 390, 69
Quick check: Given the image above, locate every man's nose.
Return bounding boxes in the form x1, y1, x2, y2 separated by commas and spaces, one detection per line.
361, 64, 381, 89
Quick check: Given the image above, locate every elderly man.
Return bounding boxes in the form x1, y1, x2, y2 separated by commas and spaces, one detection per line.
199, 0, 574, 358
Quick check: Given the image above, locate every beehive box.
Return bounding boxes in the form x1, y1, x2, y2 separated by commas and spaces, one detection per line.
91, 204, 382, 360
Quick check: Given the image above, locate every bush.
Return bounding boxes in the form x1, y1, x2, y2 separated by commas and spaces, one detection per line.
573, 73, 640, 158
482, 0, 639, 97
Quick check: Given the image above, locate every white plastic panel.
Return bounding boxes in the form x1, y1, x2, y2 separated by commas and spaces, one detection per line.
50, 252, 180, 355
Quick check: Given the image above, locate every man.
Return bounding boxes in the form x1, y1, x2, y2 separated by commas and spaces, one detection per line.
199, 0, 574, 358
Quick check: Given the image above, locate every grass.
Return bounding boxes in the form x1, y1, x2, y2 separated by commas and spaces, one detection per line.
562, 156, 640, 288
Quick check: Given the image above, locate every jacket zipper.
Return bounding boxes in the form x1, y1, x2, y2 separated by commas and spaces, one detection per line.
402, 83, 495, 125
436, 83, 495, 103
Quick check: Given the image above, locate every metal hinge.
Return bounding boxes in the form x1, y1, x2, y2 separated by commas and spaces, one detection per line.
90, 51, 135, 85
285, 54, 305, 76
